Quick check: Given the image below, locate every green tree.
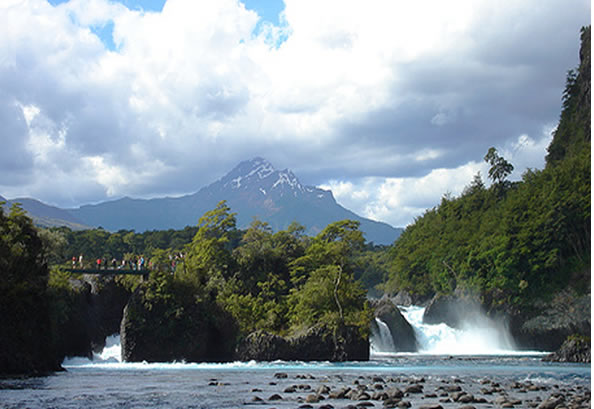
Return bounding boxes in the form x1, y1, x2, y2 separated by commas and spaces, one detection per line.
484, 147, 514, 185
183, 201, 237, 286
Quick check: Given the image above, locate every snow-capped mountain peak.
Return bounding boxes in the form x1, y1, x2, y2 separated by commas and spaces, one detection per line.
221, 158, 307, 196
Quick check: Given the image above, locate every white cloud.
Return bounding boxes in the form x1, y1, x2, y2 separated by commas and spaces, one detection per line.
0, 0, 588, 225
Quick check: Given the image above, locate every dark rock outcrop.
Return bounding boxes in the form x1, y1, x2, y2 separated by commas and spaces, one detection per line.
370, 298, 417, 352
544, 335, 591, 363
236, 324, 369, 361
390, 290, 431, 307
50, 275, 132, 361
509, 291, 590, 351
86, 276, 132, 352
120, 286, 237, 363
235, 331, 290, 361
422, 294, 481, 329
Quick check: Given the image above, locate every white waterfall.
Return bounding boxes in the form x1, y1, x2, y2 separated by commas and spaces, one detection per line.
94, 334, 122, 362
370, 317, 396, 353
62, 334, 122, 367
400, 305, 517, 355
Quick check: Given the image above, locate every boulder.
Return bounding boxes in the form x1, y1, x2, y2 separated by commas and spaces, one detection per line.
370, 298, 417, 352
236, 324, 369, 361
543, 335, 591, 363
422, 294, 481, 329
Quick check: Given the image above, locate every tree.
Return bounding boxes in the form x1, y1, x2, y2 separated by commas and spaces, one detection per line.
183, 201, 237, 286
484, 147, 514, 185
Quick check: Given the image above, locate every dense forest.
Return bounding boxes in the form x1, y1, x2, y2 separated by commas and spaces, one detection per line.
384, 26, 591, 310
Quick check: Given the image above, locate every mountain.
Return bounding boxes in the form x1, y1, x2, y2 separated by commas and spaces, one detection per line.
1, 197, 90, 230
69, 158, 402, 244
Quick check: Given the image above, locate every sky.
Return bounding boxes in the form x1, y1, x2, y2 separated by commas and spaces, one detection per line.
0, 0, 590, 228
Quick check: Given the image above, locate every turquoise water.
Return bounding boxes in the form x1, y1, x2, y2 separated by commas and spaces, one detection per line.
1, 356, 589, 408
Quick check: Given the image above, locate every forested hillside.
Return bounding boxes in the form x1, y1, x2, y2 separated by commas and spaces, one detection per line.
384, 27, 591, 309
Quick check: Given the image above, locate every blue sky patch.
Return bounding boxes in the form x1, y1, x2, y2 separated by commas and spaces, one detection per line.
90, 20, 116, 51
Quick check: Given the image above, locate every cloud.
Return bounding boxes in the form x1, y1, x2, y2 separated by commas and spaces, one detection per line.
323, 128, 555, 227
0, 0, 589, 224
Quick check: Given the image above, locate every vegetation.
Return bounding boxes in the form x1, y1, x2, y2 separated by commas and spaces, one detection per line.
0, 203, 59, 374
385, 26, 591, 309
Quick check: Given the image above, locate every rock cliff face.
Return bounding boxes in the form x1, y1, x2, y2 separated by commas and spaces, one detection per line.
236, 324, 369, 362
120, 286, 238, 363
51, 276, 132, 362
370, 298, 417, 352
508, 290, 590, 351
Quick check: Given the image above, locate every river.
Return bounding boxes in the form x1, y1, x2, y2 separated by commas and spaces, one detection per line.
0, 306, 590, 408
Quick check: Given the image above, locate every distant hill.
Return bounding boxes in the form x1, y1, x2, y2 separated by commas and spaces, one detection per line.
68, 158, 402, 245
1, 197, 90, 230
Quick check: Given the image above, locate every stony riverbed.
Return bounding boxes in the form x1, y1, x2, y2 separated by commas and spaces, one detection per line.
238, 372, 590, 409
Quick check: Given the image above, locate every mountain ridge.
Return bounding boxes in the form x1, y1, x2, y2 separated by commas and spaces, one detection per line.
4, 158, 402, 245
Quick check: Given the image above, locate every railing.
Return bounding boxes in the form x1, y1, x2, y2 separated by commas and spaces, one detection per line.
64, 268, 149, 276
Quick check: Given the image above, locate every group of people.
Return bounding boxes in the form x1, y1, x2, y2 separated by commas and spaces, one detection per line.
71, 255, 148, 271
70, 252, 185, 273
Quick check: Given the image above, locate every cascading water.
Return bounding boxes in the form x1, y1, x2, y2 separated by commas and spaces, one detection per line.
62, 334, 122, 366
370, 317, 396, 353
400, 305, 517, 355
95, 334, 122, 362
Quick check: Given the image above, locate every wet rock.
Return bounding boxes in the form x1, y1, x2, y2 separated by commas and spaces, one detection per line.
357, 402, 375, 407
370, 298, 418, 352
268, 393, 282, 401
284, 385, 297, 393
404, 384, 423, 394
458, 393, 474, 403
418, 405, 443, 409
386, 387, 404, 399
274, 372, 288, 379
357, 392, 372, 401
383, 398, 401, 408
305, 394, 320, 403
422, 294, 481, 328
371, 391, 388, 400
537, 396, 565, 409
329, 387, 351, 399
317, 385, 331, 395
544, 335, 591, 363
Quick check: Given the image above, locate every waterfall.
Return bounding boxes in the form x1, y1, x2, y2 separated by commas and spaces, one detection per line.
94, 334, 122, 362
400, 306, 517, 355
62, 334, 122, 367
370, 317, 396, 353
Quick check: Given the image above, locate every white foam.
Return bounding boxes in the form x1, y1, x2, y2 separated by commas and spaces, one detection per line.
400, 305, 520, 355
